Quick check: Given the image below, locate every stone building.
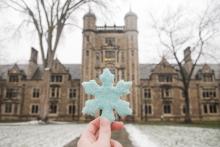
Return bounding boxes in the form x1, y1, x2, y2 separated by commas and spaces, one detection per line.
81, 10, 140, 121
0, 10, 219, 122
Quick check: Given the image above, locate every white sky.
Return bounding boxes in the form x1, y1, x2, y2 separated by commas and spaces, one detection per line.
0, 0, 219, 64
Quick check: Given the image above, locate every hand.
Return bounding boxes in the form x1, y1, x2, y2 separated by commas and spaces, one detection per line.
77, 117, 123, 147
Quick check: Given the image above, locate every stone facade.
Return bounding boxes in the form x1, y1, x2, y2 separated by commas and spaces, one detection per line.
0, 11, 220, 122
81, 10, 140, 121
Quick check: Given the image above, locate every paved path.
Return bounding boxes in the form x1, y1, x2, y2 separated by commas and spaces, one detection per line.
64, 128, 134, 147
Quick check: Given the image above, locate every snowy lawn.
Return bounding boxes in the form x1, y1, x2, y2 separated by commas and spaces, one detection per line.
1, 121, 220, 147
0, 121, 86, 147
126, 124, 220, 147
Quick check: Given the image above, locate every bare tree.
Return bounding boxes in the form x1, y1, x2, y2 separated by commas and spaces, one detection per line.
1, 0, 110, 121
151, 1, 220, 123
2, 0, 107, 68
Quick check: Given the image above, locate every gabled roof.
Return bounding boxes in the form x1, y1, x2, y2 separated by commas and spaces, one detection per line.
8, 64, 23, 74
64, 64, 81, 79
151, 57, 177, 74
201, 64, 214, 73
0, 63, 220, 80
0, 64, 81, 80
51, 58, 69, 74
139, 64, 155, 79
31, 67, 43, 80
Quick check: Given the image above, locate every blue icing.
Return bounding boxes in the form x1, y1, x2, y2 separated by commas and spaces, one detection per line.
82, 68, 132, 122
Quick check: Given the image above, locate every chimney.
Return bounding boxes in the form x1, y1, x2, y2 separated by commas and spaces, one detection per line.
29, 47, 38, 64
184, 46, 192, 63
27, 47, 38, 79
184, 46, 192, 72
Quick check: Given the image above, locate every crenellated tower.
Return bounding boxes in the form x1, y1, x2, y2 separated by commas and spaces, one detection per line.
80, 9, 140, 121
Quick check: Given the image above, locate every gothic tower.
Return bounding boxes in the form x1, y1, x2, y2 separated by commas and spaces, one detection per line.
80, 10, 140, 121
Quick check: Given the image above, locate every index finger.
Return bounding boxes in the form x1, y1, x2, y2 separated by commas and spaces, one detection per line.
86, 117, 100, 135
78, 117, 101, 145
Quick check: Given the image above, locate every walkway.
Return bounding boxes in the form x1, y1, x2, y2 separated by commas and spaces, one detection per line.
64, 128, 134, 147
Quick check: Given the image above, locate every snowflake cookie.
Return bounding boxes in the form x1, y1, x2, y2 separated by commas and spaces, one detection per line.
82, 68, 132, 122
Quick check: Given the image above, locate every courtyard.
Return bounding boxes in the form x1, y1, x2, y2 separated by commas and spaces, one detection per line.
0, 121, 219, 147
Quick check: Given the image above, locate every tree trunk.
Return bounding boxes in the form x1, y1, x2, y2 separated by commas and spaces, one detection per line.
184, 88, 192, 123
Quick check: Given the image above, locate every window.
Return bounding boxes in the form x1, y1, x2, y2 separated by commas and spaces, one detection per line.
181, 90, 185, 98
203, 103, 218, 114
5, 103, 12, 113
51, 75, 62, 82
144, 105, 152, 114
132, 74, 135, 80
203, 73, 213, 82
50, 87, 60, 98
159, 74, 173, 82
162, 87, 171, 98
86, 50, 89, 56
32, 88, 40, 98
202, 88, 216, 98
209, 103, 217, 113
105, 37, 115, 46
50, 104, 57, 113
105, 51, 115, 59
144, 88, 151, 99
96, 52, 100, 62
6, 88, 18, 98
182, 105, 186, 114
69, 88, 77, 99
203, 104, 208, 114
31, 105, 39, 114
96, 70, 99, 78
9, 75, 19, 82
109, 68, 115, 74
163, 104, 171, 114
68, 105, 76, 114
14, 104, 18, 114
121, 52, 125, 62
131, 50, 134, 56
121, 70, 125, 79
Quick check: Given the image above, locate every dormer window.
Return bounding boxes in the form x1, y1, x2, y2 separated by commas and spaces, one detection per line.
51, 75, 62, 82
159, 74, 173, 82
9, 75, 19, 82
203, 73, 213, 82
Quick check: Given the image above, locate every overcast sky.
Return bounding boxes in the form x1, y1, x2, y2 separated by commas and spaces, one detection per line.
0, 0, 219, 64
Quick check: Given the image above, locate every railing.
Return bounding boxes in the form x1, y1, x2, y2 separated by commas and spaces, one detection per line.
96, 25, 125, 31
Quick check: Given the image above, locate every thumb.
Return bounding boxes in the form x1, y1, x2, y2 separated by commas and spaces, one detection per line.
98, 117, 111, 142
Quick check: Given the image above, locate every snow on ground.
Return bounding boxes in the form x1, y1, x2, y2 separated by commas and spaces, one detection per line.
0, 122, 86, 147
1, 121, 219, 147
125, 124, 158, 147
130, 124, 220, 147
